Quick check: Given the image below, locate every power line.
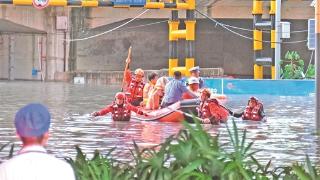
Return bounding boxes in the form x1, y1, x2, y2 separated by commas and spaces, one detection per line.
195, 9, 308, 44
62, 9, 150, 42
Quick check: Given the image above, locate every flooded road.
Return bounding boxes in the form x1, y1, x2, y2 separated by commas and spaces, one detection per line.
0, 81, 319, 166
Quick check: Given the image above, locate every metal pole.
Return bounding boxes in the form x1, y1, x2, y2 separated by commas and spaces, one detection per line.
275, 0, 281, 79
316, 0, 320, 132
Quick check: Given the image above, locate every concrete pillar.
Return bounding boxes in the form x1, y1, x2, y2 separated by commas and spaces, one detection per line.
45, 7, 69, 80
8, 35, 14, 80
69, 7, 86, 72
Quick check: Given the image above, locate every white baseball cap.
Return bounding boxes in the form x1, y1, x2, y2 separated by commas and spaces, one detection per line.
188, 77, 199, 84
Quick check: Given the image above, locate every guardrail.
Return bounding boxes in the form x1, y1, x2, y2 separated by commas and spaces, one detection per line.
205, 78, 315, 96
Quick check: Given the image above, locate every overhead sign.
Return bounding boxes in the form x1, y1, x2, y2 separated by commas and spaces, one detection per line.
33, 0, 49, 9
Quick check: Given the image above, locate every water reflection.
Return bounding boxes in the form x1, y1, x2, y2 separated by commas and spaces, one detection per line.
0, 81, 319, 166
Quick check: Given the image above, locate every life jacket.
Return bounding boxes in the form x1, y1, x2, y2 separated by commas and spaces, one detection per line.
127, 78, 145, 102
111, 103, 131, 121
198, 98, 229, 123
242, 102, 263, 121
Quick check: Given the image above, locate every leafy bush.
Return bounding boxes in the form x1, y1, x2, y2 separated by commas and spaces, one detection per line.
305, 64, 315, 79
280, 51, 306, 79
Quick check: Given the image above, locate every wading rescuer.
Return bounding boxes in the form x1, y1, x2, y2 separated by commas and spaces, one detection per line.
0, 104, 75, 180
92, 92, 147, 121
230, 97, 265, 121
197, 89, 230, 124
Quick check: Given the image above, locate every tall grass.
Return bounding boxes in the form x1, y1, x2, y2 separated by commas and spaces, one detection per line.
1, 120, 319, 180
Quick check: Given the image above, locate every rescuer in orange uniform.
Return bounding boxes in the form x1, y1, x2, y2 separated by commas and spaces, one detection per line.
197, 89, 230, 124
92, 92, 147, 121
230, 96, 265, 121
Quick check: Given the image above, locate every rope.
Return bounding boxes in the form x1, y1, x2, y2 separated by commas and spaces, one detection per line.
62, 9, 149, 42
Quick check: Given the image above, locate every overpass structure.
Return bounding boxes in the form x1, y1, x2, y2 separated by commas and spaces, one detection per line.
0, 0, 196, 77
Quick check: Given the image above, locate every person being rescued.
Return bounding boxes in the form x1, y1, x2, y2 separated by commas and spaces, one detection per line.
91, 92, 147, 121
142, 72, 158, 107
124, 65, 145, 106
182, 77, 201, 99
230, 96, 265, 121
145, 77, 168, 110
197, 88, 230, 124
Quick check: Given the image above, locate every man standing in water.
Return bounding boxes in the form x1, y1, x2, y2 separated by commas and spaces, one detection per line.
0, 103, 75, 180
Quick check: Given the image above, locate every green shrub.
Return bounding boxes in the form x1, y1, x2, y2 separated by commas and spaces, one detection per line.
280, 51, 307, 79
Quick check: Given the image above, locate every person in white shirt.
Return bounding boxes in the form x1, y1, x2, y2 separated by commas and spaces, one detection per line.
0, 103, 75, 180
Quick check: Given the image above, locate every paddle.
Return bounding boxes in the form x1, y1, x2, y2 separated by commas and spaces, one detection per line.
121, 46, 132, 92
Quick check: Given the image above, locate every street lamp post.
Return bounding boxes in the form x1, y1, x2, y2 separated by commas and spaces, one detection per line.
315, 0, 320, 132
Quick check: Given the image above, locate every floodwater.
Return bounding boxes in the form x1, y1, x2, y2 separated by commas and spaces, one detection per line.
0, 81, 319, 166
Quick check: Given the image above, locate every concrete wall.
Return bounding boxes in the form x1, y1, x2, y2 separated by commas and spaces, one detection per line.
208, 0, 314, 19
0, 34, 44, 80
76, 18, 310, 78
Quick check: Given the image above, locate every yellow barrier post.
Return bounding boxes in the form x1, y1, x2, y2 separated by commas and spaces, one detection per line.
252, 0, 263, 79
168, 10, 179, 76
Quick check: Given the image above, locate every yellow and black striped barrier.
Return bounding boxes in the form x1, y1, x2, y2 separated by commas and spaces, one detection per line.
252, 0, 276, 79
168, 9, 196, 77
0, 0, 195, 9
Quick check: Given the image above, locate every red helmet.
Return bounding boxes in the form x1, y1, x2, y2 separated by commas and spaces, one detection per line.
115, 92, 126, 100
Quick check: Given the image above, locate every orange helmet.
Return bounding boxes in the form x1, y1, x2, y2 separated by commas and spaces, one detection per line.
201, 88, 211, 97
134, 68, 144, 77
115, 92, 126, 100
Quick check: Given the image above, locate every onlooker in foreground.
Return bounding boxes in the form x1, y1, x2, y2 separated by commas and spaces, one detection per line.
0, 103, 76, 180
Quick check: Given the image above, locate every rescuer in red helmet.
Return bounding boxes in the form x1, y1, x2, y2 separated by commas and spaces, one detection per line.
197, 88, 230, 124
230, 96, 265, 121
92, 92, 147, 121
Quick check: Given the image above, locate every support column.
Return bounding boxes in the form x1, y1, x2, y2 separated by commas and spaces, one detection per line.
252, 0, 263, 79
69, 7, 82, 72
275, 0, 281, 79
270, 0, 276, 79
185, 9, 195, 76
315, 0, 320, 132
46, 7, 69, 80
168, 10, 179, 76
8, 36, 14, 81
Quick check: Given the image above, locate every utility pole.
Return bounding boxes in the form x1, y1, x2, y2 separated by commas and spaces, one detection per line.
275, 0, 281, 79
315, 0, 320, 132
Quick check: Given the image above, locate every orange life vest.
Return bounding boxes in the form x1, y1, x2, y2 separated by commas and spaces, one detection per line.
127, 78, 145, 101
198, 99, 229, 123
242, 103, 263, 121
111, 103, 131, 121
